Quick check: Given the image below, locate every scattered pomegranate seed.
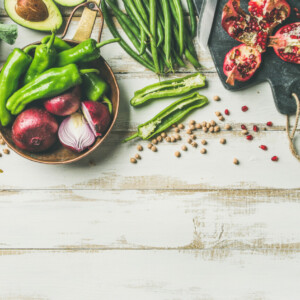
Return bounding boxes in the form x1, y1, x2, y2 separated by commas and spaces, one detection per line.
294, 8, 299, 12
259, 145, 268, 150
246, 134, 253, 140
253, 125, 259, 132
241, 124, 247, 130
271, 156, 279, 162
297, 13, 300, 19
241, 106, 248, 112
266, 121, 273, 126
224, 109, 230, 115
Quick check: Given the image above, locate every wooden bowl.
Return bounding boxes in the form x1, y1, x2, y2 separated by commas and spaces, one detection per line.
0, 40, 120, 164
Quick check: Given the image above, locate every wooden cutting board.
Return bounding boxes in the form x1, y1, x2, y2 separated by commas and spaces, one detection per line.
200, 0, 300, 115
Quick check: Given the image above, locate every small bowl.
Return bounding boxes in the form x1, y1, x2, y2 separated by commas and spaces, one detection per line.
0, 40, 120, 164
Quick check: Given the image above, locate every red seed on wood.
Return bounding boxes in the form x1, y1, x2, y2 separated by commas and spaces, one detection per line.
266, 121, 273, 126
224, 109, 230, 115
246, 135, 253, 140
253, 125, 259, 132
241, 124, 247, 130
271, 156, 279, 161
259, 145, 268, 150
241, 106, 248, 112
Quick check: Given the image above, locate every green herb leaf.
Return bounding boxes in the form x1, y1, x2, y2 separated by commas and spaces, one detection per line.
0, 23, 18, 45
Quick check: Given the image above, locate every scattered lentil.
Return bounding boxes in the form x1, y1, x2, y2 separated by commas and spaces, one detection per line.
202, 121, 207, 127
242, 130, 248, 135
191, 142, 198, 148
220, 138, 226, 144
157, 136, 162, 142
218, 116, 224, 121
130, 158, 137, 164
137, 145, 143, 151
186, 129, 193, 135
187, 138, 192, 144
190, 134, 196, 140
175, 134, 181, 140
161, 132, 167, 138
151, 146, 157, 152
209, 127, 214, 133
189, 120, 196, 125
214, 126, 220, 132
203, 127, 208, 133
171, 136, 176, 143
215, 111, 221, 117
200, 148, 207, 154
0, 139, 5, 145
175, 151, 181, 157
189, 124, 195, 130
166, 137, 171, 142
181, 145, 187, 151
178, 124, 184, 129
148, 143, 153, 149
135, 154, 141, 160
174, 128, 180, 133
207, 123, 211, 128
210, 120, 216, 126
201, 139, 207, 145
225, 124, 232, 130
213, 95, 220, 101
172, 123, 177, 128
152, 139, 158, 145
3, 149, 9, 155
196, 123, 202, 129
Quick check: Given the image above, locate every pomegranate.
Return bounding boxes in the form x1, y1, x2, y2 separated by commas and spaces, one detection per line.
248, 0, 291, 25
268, 22, 300, 64
223, 44, 262, 85
81, 101, 111, 137
44, 86, 81, 116
222, 0, 290, 52
12, 108, 58, 153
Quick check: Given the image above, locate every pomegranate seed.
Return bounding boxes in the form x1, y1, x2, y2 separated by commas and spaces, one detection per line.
241, 124, 247, 130
271, 156, 279, 162
297, 13, 300, 19
253, 125, 259, 132
266, 121, 273, 126
241, 106, 248, 112
224, 109, 230, 115
294, 8, 299, 12
259, 145, 268, 150
246, 134, 253, 141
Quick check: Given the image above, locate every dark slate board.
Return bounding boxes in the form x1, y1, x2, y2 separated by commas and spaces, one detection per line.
199, 0, 300, 115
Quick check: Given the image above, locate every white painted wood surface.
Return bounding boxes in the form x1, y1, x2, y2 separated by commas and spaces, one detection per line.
0, 4, 299, 299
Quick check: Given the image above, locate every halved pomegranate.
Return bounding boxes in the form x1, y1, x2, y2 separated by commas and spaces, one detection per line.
269, 22, 300, 64
223, 44, 262, 85
248, 0, 291, 26
222, 0, 270, 52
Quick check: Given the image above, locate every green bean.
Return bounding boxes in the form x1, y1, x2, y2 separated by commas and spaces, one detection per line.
105, 0, 152, 63
133, 0, 149, 24
123, 1, 139, 27
101, 0, 156, 72
123, 0, 151, 37
187, 0, 197, 38
161, 0, 171, 65
173, 0, 184, 56
172, 49, 185, 67
139, 25, 147, 55
149, 0, 160, 74
156, 19, 164, 48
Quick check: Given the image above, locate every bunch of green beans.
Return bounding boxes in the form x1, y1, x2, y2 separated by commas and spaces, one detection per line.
101, 0, 199, 75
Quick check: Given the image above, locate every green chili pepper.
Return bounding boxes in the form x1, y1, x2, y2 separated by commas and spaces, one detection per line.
23, 32, 57, 85
0, 48, 32, 126
124, 92, 208, 142
130, 72, 206, 107
82, 72, 110, 101
41, 35, 72, 52
56, 37, 120, 67
6, 64, 98, 115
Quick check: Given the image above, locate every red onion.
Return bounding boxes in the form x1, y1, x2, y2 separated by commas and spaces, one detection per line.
82, 101, 111, 137
58, 112, 96, 153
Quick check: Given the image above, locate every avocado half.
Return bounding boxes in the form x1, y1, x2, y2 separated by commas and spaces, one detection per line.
5, 0, 63, 32
54, 0, 85, 7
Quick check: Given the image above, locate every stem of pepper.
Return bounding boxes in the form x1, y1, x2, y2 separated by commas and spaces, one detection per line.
123, 132, 139, 143
23, 45, 38, 54
47, 31, 56, 51
80, 69, 100, 75
96, 38, 121, 48
103, 96, 113, 114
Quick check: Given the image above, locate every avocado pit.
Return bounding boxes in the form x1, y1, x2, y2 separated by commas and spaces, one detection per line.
15, 0, 49, 22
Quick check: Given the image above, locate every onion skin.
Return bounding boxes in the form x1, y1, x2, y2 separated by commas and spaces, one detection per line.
12, 107, 58, 153
58, 112, 96, 153
44, 86, 81, 116
82, 101, 111, 137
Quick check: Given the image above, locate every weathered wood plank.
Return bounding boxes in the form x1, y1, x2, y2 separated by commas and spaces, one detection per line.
0, 189, 299, 249
0, 130, 299, 189
0, 250, 299, 299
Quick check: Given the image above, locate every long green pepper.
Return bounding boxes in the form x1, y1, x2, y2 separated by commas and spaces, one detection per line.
130, 72, 206, 106
41, 35, 72, 52
23, 31, 57, 85
0, 48, 32, 126
124, 92, 208, 142
6, 64, 98, 115
56, 37, 120, 67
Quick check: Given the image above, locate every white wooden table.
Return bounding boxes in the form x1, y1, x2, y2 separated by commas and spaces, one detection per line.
0, 4, 300, 299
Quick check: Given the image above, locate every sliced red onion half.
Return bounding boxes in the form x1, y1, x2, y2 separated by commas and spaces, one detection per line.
58, 112, 96, 153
